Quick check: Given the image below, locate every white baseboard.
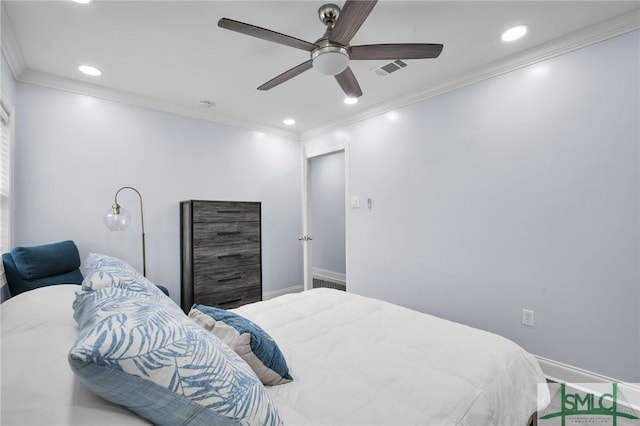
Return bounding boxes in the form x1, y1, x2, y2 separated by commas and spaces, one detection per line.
312, 267, 346, 285
536, 355, 640, 392
536, 355, 640, 413
536, 355, 622, 384
263, 285, 303, 300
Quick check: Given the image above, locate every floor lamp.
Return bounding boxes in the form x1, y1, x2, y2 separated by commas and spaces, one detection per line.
103, 186, 147, 276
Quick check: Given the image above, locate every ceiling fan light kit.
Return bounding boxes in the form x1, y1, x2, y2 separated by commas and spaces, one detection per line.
218, 0, 443, 99
311, 44, 350, 76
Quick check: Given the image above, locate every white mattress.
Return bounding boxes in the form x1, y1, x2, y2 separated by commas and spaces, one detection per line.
1, 285, 547, 425
235, 288, 547, 426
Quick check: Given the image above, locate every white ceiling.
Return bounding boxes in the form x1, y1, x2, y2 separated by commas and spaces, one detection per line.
2, 1, 639, 138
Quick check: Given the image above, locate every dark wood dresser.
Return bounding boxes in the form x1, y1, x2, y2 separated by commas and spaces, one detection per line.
180, 200, 262, 312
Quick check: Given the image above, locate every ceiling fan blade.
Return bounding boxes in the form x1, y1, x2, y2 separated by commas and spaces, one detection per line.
334, 67, 363, 98
218, 18, 317, 52
258, 60, 314, 91
330, 0, 377, 46
350, 43, 444, 60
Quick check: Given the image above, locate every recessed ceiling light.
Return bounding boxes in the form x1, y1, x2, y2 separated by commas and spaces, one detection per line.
72, 0, 93, 4
78, 65, 102, 76
344, 97, 358, 105
501, 25, 528, 42
283, 118, 295, 126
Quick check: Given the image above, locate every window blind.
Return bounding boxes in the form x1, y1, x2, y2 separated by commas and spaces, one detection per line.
0, 98, 11, 256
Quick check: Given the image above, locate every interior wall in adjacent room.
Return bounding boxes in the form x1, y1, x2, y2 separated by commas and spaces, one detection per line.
310, 150, 346, 275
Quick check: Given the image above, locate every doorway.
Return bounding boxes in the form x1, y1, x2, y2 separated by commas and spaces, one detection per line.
301, 145, 349, 292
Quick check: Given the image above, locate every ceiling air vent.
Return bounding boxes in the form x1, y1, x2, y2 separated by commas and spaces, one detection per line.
372, 60, 408, 77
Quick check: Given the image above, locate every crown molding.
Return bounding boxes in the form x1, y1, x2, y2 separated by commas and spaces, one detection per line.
1, 1, 26, 78
300, 8, 640, 140
18, 69, 299, 140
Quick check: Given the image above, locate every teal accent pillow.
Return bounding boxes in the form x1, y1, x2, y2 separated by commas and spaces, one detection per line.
3, 240, 84, 296
10, 240, 80, 280
69, 286, 282, 426
189, 304, 293, 386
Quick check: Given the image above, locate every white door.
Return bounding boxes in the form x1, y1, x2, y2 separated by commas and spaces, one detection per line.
301, 145, 349, 291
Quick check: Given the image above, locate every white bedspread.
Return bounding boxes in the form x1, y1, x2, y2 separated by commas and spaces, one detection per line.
1, 285, 546, 425
234, 288, 547, 426
1, 285, 150, 425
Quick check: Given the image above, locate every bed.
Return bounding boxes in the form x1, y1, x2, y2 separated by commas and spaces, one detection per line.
1, 254, 549, 426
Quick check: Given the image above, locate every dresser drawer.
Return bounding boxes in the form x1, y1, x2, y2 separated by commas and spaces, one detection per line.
193, 201, 260, 223
194, 264, 260, 293
194, 284, 262, 310
194, 244, 260, 271
193, 222, 260, 247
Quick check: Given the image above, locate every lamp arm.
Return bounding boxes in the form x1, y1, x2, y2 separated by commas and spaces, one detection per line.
114, 186, 146, 277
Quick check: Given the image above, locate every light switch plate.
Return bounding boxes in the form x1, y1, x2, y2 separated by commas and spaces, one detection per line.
351, 196, 360, 208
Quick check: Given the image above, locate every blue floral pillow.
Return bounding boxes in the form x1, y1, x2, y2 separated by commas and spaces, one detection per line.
85, 251, 145, 276
189, 304, 292, 386
69, 286, 282, 426
82, 253, 158, 292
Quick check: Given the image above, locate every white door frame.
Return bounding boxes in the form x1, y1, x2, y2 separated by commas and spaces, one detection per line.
301, 144, 350, 291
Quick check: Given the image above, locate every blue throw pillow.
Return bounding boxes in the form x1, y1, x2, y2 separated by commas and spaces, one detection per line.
189, 304, 292, 386
69, 287, 282, 426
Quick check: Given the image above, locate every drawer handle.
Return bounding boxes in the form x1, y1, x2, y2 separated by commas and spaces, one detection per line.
217, 254, 242, 259
217, 210, 241, 214
217, 231, 241, 236
219, 276, 242, 283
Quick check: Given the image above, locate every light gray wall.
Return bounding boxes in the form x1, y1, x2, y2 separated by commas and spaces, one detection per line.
303, 31, 640, 382
14, 83, 303, 303
310, 151, 345, 274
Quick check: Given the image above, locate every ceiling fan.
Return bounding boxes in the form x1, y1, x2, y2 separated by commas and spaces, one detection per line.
218, 0, 443, 98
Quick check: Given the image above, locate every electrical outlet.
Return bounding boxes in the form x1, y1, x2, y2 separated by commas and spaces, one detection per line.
522, 309, 535, 327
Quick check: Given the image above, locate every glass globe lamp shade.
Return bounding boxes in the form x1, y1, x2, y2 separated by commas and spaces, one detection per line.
312, 47, 349, 76
104, 205, 132, 231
